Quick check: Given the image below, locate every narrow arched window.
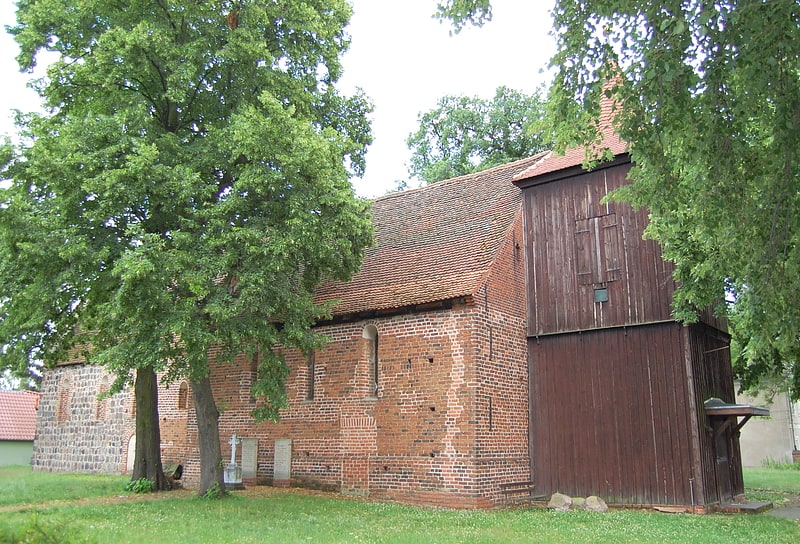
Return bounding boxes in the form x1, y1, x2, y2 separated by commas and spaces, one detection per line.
177, 381, 188, 410
306, 351, 315, 401
362, 325, 379, 396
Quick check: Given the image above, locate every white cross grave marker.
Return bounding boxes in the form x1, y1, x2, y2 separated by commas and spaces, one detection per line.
228, 433, 241, 465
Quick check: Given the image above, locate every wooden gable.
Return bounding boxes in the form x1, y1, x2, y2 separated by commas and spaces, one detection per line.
515, 159, 676, 336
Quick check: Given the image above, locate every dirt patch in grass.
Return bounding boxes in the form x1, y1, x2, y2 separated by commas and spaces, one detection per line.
0, 483, 340, 515
0, 487, 195, 514
746, 490, 800, 508
783, 493, 800, 507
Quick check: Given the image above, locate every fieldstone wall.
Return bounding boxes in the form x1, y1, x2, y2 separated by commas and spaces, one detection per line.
33, 364, 133, 473
33, 364, 191, 475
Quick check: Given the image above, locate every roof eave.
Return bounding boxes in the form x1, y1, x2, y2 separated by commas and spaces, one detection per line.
319, 295, 475, 327
513, 153, 632, 189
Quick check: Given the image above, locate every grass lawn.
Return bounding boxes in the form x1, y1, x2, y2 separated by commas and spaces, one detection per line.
1, 466, 799, 544
743, 466, 800, 506
0, 465, 128, 507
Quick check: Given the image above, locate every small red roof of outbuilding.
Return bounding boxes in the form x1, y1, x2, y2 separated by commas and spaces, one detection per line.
0, 390, 40, 441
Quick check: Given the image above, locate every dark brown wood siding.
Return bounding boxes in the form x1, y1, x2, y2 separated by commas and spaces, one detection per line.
528, 323, 700, 505
518, 154, 739, 507
521, 162, 676, 336
686, 323, 742, 504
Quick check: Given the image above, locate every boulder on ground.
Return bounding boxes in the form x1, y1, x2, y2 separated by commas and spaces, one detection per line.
548, 492, 573, 512
584, 495, 609, 513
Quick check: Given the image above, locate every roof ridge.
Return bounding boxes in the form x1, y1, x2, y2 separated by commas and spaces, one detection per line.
317, 153, 530, 316
375, 151, 550, 203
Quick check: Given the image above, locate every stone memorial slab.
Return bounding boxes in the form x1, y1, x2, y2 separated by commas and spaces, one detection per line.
274, 438, 292, 483
241, 438, 258, 480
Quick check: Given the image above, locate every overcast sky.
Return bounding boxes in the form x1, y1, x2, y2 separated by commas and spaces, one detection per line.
0, 0, 557, 198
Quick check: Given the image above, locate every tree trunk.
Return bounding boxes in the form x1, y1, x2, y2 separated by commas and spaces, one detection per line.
131, 366, 167, 490
191, 374, 224, 496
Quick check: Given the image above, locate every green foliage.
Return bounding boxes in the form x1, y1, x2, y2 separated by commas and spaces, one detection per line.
434, 0, 492, 33
440, 0, 800, 399
544, 0, 800, 400
201, 481, 227, 500
1, 515, 90, 544
1, 0, 373, 497
124, 478, 155, 494
407, 86, 550, 183
0, 0, 373, 410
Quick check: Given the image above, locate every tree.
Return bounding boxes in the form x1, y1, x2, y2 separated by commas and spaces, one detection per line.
437, 1, 800, 399
406, 86, 550, 183
434, 0, 492, 32
0, 0, 373, 495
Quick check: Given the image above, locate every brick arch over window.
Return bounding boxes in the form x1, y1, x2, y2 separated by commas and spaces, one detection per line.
95, 375, 110, 420
57, 375, 73, 424
362, 324, 379, 397
177, 381, 189, 410
125, 433, 136, 473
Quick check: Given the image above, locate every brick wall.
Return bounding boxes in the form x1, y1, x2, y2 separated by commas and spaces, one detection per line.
158, 379, 191, 467
33, 216, 529, 508
175, 309, 483, 501
472, 215, 531, 501
177, 216, 530, 508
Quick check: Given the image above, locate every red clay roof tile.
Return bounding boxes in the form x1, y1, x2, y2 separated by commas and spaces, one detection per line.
513, 92, 628, 181
0, 390, 40, 441
316, 153, 547, 316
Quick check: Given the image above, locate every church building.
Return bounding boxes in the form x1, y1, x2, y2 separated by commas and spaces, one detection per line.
33, 110, 758, 509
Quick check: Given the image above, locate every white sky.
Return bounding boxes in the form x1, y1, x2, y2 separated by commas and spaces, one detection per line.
0, 0, 557, 198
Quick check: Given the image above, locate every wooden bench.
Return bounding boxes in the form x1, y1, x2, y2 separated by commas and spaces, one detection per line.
499, 481, 537, 505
